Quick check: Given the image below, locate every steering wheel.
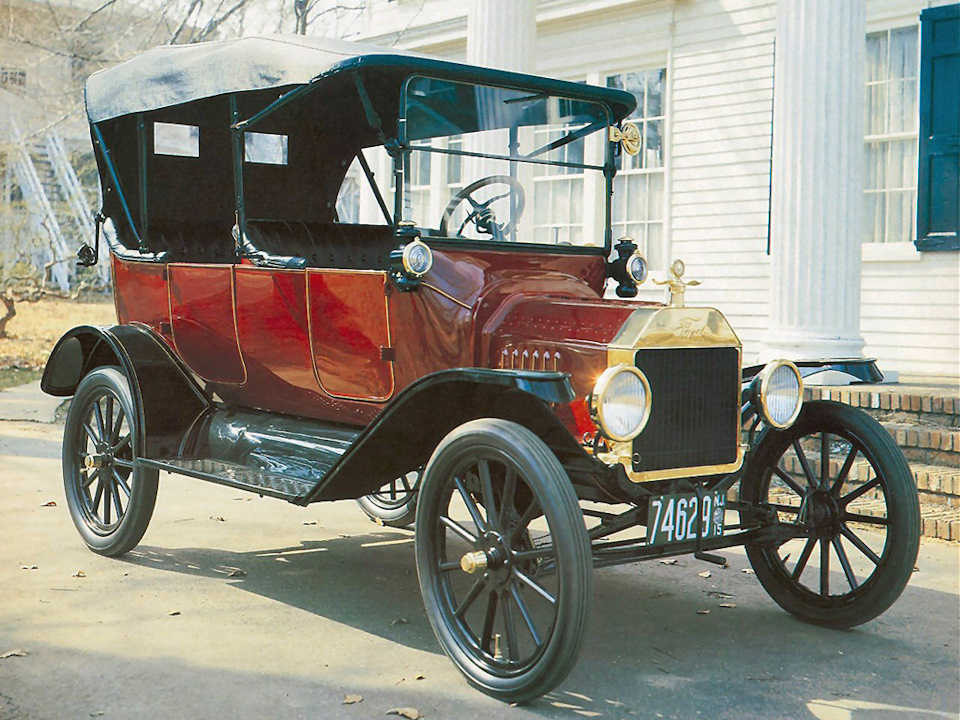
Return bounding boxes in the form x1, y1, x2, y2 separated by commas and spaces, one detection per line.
439, 175, 525, 241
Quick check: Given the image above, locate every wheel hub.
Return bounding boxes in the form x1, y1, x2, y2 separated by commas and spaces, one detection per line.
461, 531, 512, 584
804, 490, 842, 534
84, 452, 112, 470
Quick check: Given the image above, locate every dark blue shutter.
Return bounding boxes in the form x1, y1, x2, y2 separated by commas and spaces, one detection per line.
916, 4, 960, 251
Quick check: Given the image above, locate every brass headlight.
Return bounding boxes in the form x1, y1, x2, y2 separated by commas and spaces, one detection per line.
627, 251, 648, 285
756, 360, 803, 429
401, 238, 433, 277
590, 364, 652, 442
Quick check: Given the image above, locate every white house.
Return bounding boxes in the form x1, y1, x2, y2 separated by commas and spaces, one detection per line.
351, 0, 960, 382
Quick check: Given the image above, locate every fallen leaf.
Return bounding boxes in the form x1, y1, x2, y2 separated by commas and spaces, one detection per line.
390, 616, 409, 626
41, 501, 57, 507
697, 609, 710, 615
227, 569, 247, 578
339, 533, 351, 538
698, 571, 712, 578
414, 673, 425, 681
706, 591, 736, 600
374, 517, 384, 526
302, 520, 317, 525
342, 694, 363, 705
21, 565, 37, 570
741, 568, 755, 575
210, 516, 226, 522
719, 603, 737, 609
168, 610, 181, 616
658, 558, 678, 565
72, 570, 86, 578
386, 709, 422, 720
0, 649, 28, 659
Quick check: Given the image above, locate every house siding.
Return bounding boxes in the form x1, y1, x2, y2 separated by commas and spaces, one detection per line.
359, 0, 960, 379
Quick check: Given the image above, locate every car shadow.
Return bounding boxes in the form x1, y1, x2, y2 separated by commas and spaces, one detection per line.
121, 530, 959, 719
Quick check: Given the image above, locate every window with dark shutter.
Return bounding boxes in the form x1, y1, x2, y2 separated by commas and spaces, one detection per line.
916, 3, 959, 252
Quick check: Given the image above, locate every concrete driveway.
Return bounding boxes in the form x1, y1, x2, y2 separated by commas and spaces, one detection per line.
0, 418, 957, 720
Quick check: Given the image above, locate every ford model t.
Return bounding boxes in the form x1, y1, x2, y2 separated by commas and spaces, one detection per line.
43, 35, 920, 702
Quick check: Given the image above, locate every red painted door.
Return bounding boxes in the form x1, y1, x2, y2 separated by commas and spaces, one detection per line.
307, 270, 394, 401
168, 264, 246, 385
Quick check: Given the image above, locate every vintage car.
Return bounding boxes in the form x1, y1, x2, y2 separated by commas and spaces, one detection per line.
43, 35, 920, 703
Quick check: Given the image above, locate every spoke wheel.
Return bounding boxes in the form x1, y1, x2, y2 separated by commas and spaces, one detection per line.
356, 470, 421, 528
741, 400, 920, 628
416, 419, 591, 704
63, 368, 158, 556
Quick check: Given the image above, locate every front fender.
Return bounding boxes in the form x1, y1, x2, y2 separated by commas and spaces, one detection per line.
42, 324, 210, 457
305, 368, 584, 502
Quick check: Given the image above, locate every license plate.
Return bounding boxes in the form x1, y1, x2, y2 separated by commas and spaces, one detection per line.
647, 491, 726, 546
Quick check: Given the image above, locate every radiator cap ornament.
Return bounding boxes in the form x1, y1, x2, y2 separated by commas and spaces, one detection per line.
653, 259, 701, 308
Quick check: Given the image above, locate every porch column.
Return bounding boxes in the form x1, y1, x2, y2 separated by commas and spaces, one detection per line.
466, 0, 535, 73
764, 0, 866, 360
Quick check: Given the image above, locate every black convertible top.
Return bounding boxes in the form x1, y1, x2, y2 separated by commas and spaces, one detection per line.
84, 34, 636, 123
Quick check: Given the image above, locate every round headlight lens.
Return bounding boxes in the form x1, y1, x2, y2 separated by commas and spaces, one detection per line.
628, 251, 648, 285
590, 365, 652, 442
757, 360, 803, 429
401, 239, 433, 277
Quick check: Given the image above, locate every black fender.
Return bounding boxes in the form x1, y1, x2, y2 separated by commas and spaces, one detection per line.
41, 324, 210, 457
742, 358, 883, 385
304, 368, 584, 503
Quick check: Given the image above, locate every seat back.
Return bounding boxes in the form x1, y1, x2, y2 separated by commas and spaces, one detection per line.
244, 220, 396, 270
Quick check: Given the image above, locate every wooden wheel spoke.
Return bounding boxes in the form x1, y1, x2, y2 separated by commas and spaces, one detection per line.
792, 440, 818, 489
501, 589, 520, 661
790, 536, 816, 580
480, 591, 499, 654
819, 433, 831, 489
111, 406, 125, 443
102, 477, 112, 525
501, 469, 517, 521
831, 536, 859, 591
772, 465, 807, 499
113, 457, 135, 469
454, 476, 487, 533
110, 480, 124, 520
829, 443, 859, 496
83, 422, 99, 445
514, 569, 556, 605
112, 434, 131, 453
440, 515, 478, 544
399, 474, 412, 493
81, 468, 100, 489
113, 469, 131, 497
512, 546, 555, 562
843, 511, 888, 526
92, 478, 105, 520
455, 575, 487, 618
93, 399, 107, 442
819, 539, 830, 597
509, 582, 542, 647
839, 524, 881, 566
841, 477, 881, 506
511, 500, 542, 544
477, 459, 498, 530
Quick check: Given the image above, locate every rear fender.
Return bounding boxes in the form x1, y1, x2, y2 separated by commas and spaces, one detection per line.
41, 324, 210, 457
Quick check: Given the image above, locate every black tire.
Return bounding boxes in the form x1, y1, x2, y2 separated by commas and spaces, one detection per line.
415, 419, 592, 704
741, 400, 920, 628
62, 367, 159, 557
356, 471, 420, 528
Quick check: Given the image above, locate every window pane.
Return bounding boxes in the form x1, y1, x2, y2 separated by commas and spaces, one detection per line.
244, 132, 288, 165
154, 122, 199, 157
866, 33, 887, 83
865, 83, 887, 135
890, 26, 919, 80
646, 69, 665, 117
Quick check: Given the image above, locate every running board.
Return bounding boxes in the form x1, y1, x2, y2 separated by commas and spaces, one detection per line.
142, 406, 363, 503
140, 457, 318, 502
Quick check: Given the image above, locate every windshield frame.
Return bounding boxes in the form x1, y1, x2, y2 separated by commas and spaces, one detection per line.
397, 73, 617, 257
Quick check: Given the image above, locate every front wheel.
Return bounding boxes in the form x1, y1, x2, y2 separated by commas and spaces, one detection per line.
62, 367, 159, 556
416, 419, 592, 704
741, 400, 920, 629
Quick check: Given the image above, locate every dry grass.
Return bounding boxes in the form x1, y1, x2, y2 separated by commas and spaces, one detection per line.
0, 295, 116, 369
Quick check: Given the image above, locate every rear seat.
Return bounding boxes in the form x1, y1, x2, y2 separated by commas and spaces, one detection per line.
244, 220, 396, 270
116, 220, 235, 263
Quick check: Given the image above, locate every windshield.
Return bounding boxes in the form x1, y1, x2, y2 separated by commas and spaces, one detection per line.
400, 76, 612, 249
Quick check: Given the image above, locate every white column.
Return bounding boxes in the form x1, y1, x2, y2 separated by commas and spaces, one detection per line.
764, 0, 866, 360
466, 0, 536, 72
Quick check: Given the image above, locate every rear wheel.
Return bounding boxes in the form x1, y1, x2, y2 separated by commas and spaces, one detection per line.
416, 419, 592, 703
741, 400, 920, 628
62, 368, 159, 557
356, 470, 421, 528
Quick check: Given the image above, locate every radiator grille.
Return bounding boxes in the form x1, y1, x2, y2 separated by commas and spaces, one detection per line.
632, 347, 740, 473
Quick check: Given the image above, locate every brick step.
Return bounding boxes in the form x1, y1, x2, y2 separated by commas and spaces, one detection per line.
881, 422, 958, 465
805, 384, 959, 429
